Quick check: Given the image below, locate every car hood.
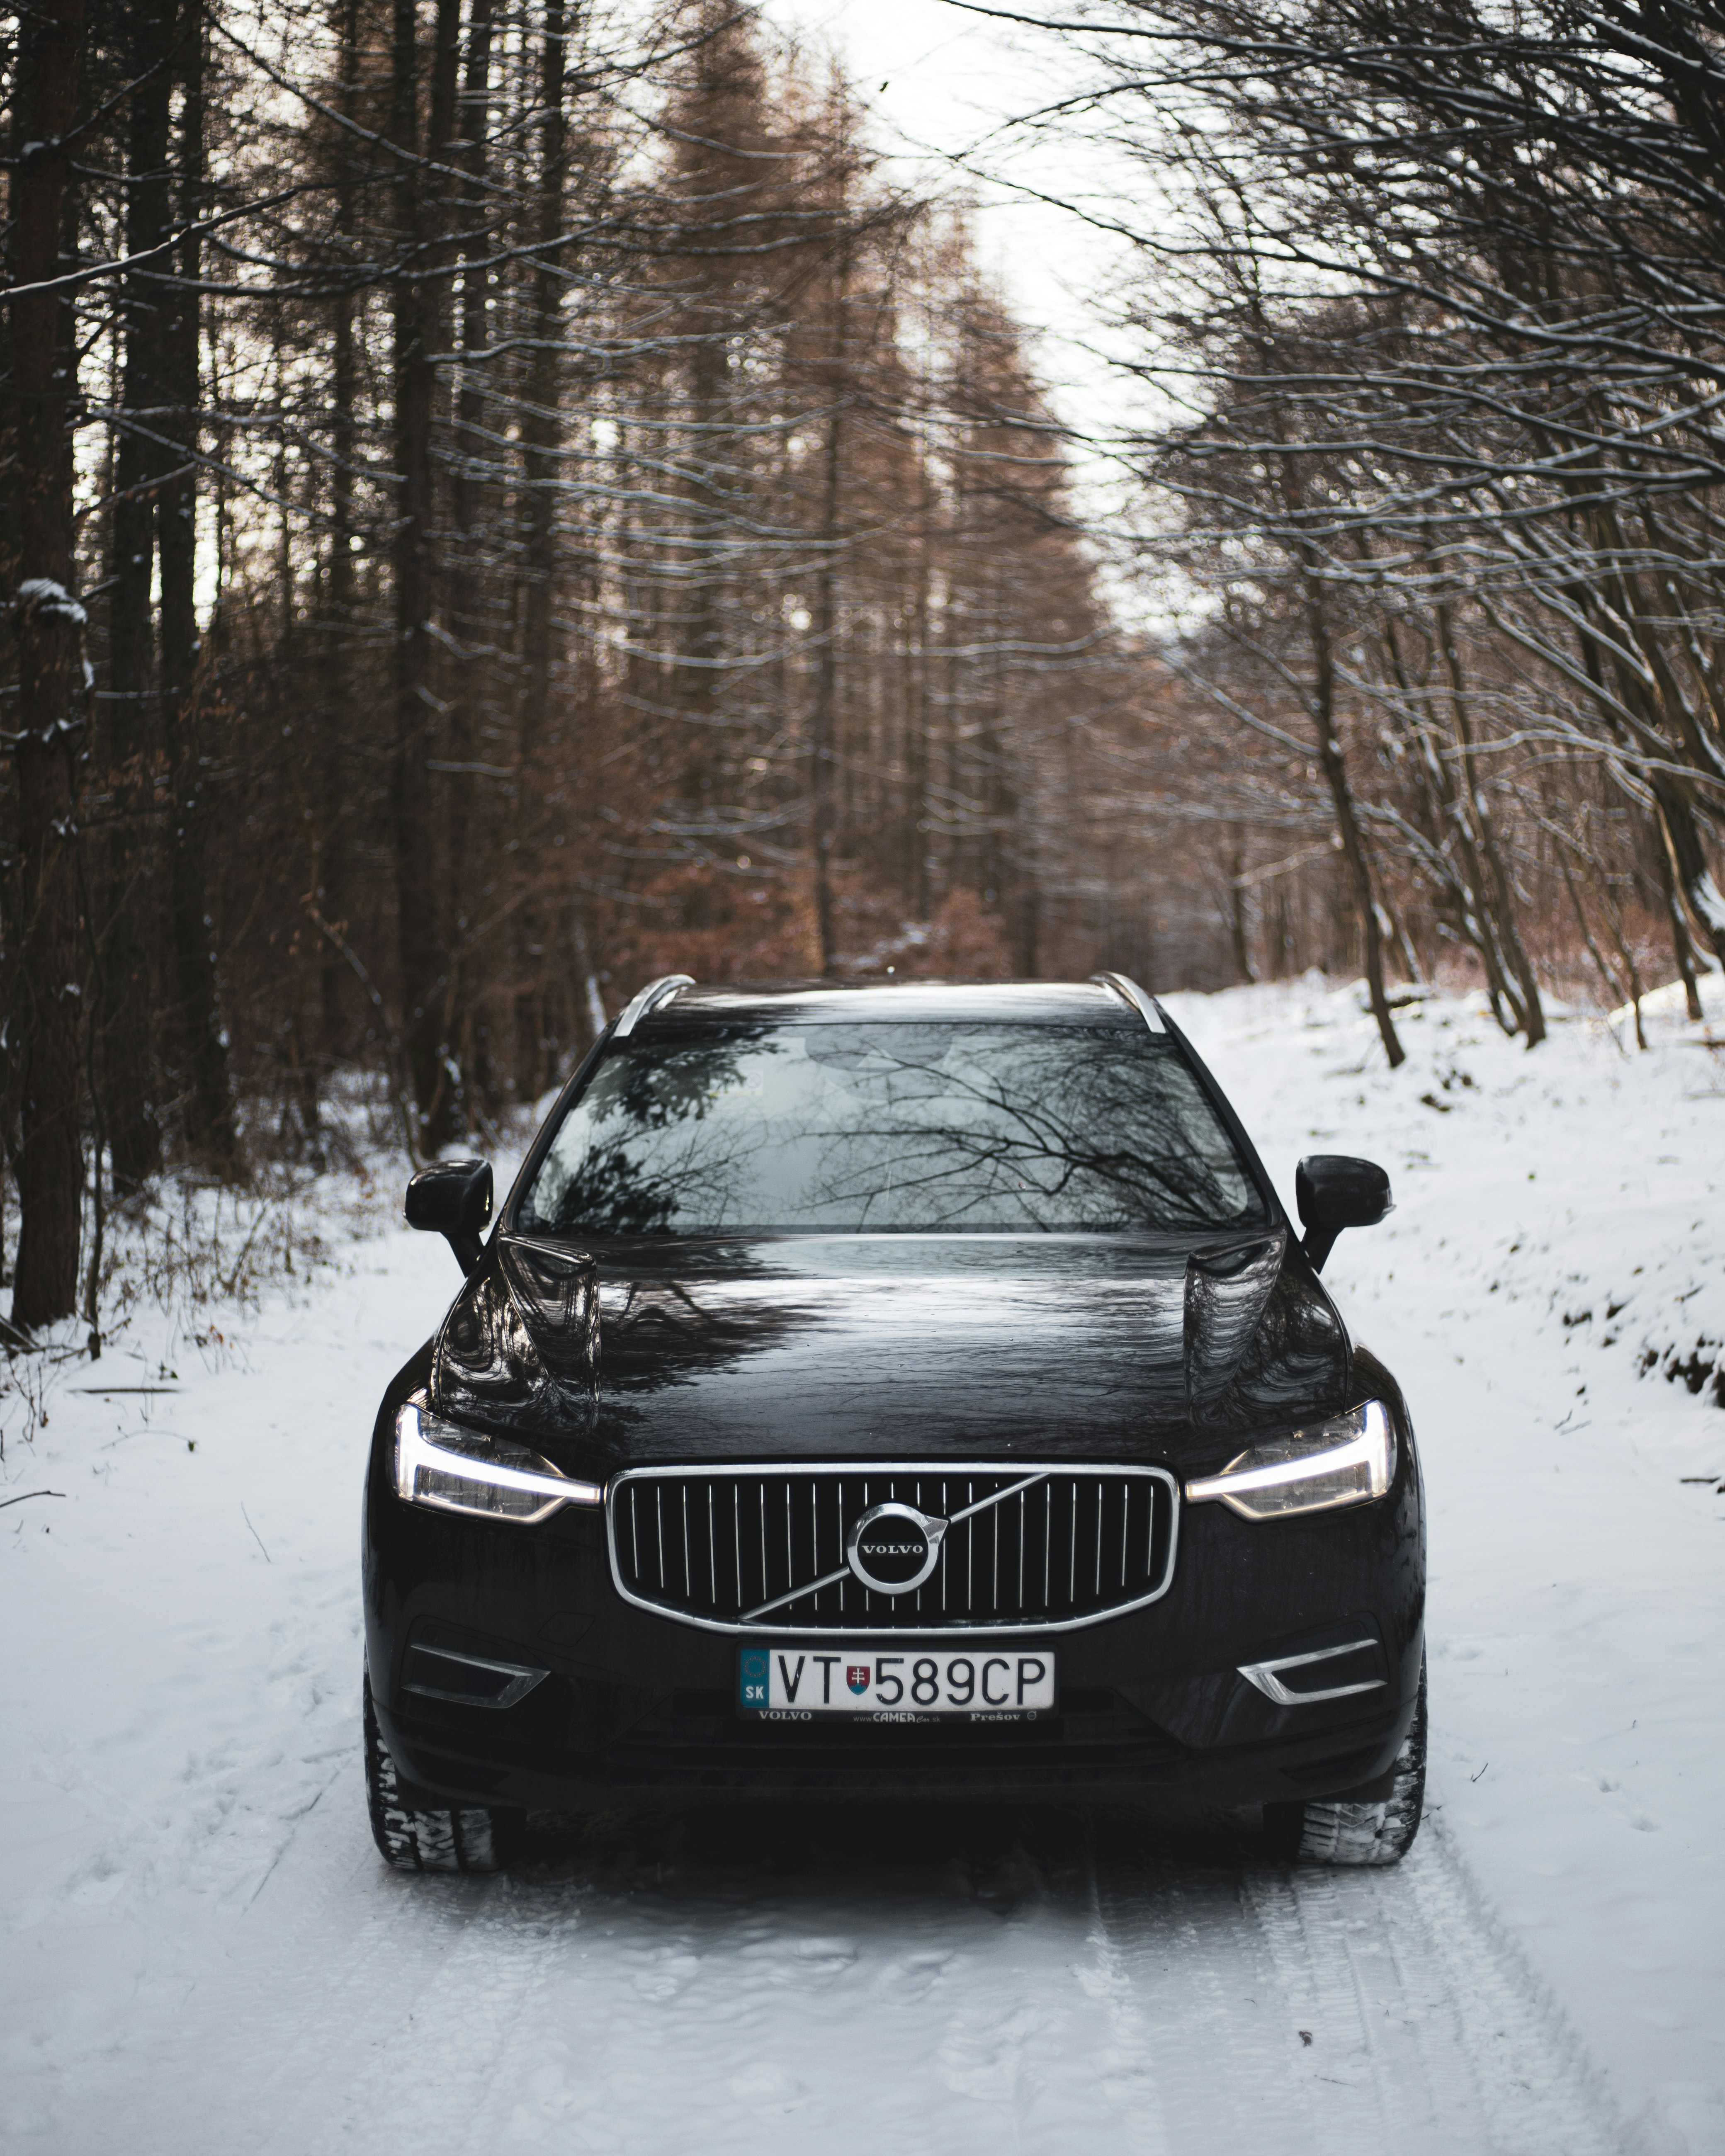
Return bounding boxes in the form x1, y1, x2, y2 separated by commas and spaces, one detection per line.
425, 1229, 1351, 1479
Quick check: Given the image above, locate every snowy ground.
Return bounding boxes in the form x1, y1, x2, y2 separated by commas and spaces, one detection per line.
3, 978, 1722, 2155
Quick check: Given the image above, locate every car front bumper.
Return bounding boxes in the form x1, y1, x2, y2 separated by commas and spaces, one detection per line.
362, 1407, 1424, 1817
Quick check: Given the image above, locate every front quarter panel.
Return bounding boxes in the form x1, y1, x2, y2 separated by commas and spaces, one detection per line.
1124, 1358, 1423, 1755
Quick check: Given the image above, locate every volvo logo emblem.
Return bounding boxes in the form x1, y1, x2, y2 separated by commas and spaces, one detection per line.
845, 1501, 948, 1595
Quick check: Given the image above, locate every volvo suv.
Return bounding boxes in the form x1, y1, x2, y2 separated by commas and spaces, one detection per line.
362, 975, 1424, 1870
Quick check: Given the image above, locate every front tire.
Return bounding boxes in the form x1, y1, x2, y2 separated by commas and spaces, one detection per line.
364, 1671, 524, 1873
1269, 1657, 1426, 1867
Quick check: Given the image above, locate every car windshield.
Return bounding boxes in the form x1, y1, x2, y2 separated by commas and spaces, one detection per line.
516, 1022, 1263, 1237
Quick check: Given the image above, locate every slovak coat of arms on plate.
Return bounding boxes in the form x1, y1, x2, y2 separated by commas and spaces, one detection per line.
846, 1665, 871, 1695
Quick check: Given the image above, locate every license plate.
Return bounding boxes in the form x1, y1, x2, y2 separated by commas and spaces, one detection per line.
737, 1645, 1056, 1718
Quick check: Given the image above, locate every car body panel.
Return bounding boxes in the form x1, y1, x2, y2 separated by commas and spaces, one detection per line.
424, 1224, 1350, 1482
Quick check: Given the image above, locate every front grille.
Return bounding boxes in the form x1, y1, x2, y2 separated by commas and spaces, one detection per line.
606, 1463, 1179, 1634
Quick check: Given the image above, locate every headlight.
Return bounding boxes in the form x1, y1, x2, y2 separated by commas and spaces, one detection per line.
1184, 1399, 1396, 1521
392, 1399, 601, 1524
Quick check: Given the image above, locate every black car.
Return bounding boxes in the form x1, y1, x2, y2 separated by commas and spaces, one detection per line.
362, 975, 1424, 1872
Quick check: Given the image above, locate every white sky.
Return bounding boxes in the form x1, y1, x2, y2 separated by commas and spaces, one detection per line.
757, 0, 1148, 486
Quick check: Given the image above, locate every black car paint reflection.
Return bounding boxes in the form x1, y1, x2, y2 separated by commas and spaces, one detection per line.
430, 1223, 1346, 1478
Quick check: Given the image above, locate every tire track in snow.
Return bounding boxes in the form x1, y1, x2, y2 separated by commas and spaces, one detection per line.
44, 1791, 1638, 2156
1090, 1814, 1638, 2156
253, 1806, 1166, 2156
1083, 1822, 1296, 2150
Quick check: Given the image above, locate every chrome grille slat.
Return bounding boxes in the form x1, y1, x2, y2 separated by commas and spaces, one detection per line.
608, 1463, 1179, 1636
1017, 1487, 1025, 1613
966, 1483, 974, 1612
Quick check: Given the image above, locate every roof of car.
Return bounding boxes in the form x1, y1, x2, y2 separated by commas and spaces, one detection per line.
632, 978, 1157, 1030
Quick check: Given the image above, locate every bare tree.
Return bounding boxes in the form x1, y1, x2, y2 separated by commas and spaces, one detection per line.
7, 0, 90, 1327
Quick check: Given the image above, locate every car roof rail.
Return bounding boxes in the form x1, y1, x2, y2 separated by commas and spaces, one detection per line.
612, 973, 696, 1038
1089, 972, 1166, 1034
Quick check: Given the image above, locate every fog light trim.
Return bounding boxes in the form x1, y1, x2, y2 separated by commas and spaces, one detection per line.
403, 1644, 549, 1710
1239, 1637, 1386, 1707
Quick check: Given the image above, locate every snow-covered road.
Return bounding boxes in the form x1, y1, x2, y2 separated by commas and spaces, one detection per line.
26, 1788, 1625, 2156
5, 980, 1722, 2154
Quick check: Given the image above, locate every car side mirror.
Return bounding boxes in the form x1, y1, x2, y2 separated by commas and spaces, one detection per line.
405, 1158, 493, 1275
1295, 1154, 1392, 1272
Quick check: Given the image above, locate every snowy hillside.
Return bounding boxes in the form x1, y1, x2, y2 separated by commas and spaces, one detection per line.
1168, 976, 1725, 2156
2, 979, 1721, 2155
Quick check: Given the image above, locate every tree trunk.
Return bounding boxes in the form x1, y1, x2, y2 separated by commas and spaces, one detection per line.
1650, 774, 1725, 970
1558, 847, 1632, 1029
1226, 835, 1256, 982
1270, 434, 1401, 1065
1571, 581, 1725, 972
159, 0, 238, 1168
1304, 587, 1404, 1068
513, 0, 564, 1099
904, 497, 931, 920
810, 346, 845, 976
442, 0, 496, 1109
102, 0, 178, 1187
1377, 602, 1524, 1034
389, 0, 463, 1152
9, 0, 88, 1328
1652, 811, 1704, 1020
316, 0, 362, 1061
1434, 602, 1545, 1045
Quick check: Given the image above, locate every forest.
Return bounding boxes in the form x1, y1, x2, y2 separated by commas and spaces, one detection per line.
5, 0, 1725, 1330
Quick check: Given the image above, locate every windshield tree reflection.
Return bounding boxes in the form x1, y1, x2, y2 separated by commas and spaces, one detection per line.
518, 1024, 1263, 1237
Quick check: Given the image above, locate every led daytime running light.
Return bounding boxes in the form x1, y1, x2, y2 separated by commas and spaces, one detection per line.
1185, 1400, 1395, 1520
393, 1400, 601, 1523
